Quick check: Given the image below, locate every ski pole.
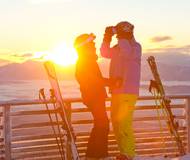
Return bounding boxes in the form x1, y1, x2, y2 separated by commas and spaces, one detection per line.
39, 88, 65, 159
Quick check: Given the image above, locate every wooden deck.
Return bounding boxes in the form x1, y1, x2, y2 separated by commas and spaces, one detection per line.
0, 95, 190, 159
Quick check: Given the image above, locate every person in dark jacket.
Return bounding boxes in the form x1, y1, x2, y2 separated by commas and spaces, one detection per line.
74, 33, 115, 160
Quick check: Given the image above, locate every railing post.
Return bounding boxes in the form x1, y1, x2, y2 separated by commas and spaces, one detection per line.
65, 102, 73, 160
186, 97, 190, 153
3, 105, 12, 160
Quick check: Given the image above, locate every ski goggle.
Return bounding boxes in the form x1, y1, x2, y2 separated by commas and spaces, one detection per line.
75, 33, 96, 49
122, 25, 133, 32
116, 22, 134, 33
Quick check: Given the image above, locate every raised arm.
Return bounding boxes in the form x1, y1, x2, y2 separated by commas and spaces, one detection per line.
100, 26, 115, 58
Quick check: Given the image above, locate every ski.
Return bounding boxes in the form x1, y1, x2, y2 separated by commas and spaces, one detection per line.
44, 61, 80, 160
147, 56, 185, 156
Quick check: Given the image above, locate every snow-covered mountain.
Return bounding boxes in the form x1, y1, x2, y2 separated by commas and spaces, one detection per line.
0, 53, 190, 80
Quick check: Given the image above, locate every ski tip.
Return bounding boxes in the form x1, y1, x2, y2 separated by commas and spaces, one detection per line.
147, 56, 155, 61
44, 60, 52, 66
44, 61, 55, 70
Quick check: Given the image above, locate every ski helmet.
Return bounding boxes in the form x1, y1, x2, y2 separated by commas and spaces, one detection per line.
74, 33, 96, 49
115, 21, 134, 39
115, 21, 134, 33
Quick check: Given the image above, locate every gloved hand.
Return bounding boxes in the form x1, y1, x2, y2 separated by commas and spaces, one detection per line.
103, 26, 115, 43
105, 26, 115, 35
108, 77, 123, 88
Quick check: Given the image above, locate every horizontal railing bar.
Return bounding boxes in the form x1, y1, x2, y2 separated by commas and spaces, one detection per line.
76, 126, 186, 136
11, 130, 186, 144
11, 129, 62, 137
1, 104, 184, 116
12, 134, 63, 142
76, 137, 187, 146
11, 114, 186, 129
76, 136, 187, 144
12, 139, 65, 148
77, 145, 182, 153
12, 150, 62, 159
0, 99, 54, 106
76, 138, 187, 146
12, 144, 60, 153
12, 156, 61, 160
72, 104, 185, 113
0, 94, 190, 106
72, 115, 185, 125
10, 115, 186, 129
11, 110, 58, 116
60, 95, 190, 102
15, 156, 62, 160
12, 121, 64, 129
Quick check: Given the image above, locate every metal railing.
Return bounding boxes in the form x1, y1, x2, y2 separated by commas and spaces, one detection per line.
0, 95, 190, 159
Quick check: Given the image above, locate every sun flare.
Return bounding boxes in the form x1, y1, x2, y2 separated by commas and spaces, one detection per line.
34, 42, 78, 67
48, 42, 78, 66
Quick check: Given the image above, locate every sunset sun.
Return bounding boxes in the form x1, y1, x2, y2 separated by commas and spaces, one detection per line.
39, 42, 78, 67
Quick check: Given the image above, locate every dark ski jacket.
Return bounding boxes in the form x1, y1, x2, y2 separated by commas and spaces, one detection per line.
75, 56, 108, 106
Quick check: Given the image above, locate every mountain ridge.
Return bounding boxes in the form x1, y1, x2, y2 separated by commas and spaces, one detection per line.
0, 53, 190, 81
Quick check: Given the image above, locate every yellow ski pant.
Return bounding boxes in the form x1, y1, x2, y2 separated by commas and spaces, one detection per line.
111, 94, 137, 157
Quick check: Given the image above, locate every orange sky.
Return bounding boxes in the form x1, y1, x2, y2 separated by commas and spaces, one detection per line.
0, 0, 190, 66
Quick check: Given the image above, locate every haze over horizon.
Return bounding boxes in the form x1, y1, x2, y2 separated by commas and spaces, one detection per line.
0, 0, 190, 66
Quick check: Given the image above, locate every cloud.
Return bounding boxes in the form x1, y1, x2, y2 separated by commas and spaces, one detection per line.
150, 36, 173, 43
0, 49, 33, 59
5, 53, 34, 63
145, 45, 190, 55
0, 50, 36, 64
11, 53, 33, 58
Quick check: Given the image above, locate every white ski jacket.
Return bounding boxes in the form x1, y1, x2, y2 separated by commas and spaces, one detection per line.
100, 39, 141, 95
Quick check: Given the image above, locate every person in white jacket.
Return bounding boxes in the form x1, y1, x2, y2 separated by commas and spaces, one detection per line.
100, 21, 142, 160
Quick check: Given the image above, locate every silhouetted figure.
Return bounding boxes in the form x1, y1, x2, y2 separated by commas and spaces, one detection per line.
74, 33, 115, 160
